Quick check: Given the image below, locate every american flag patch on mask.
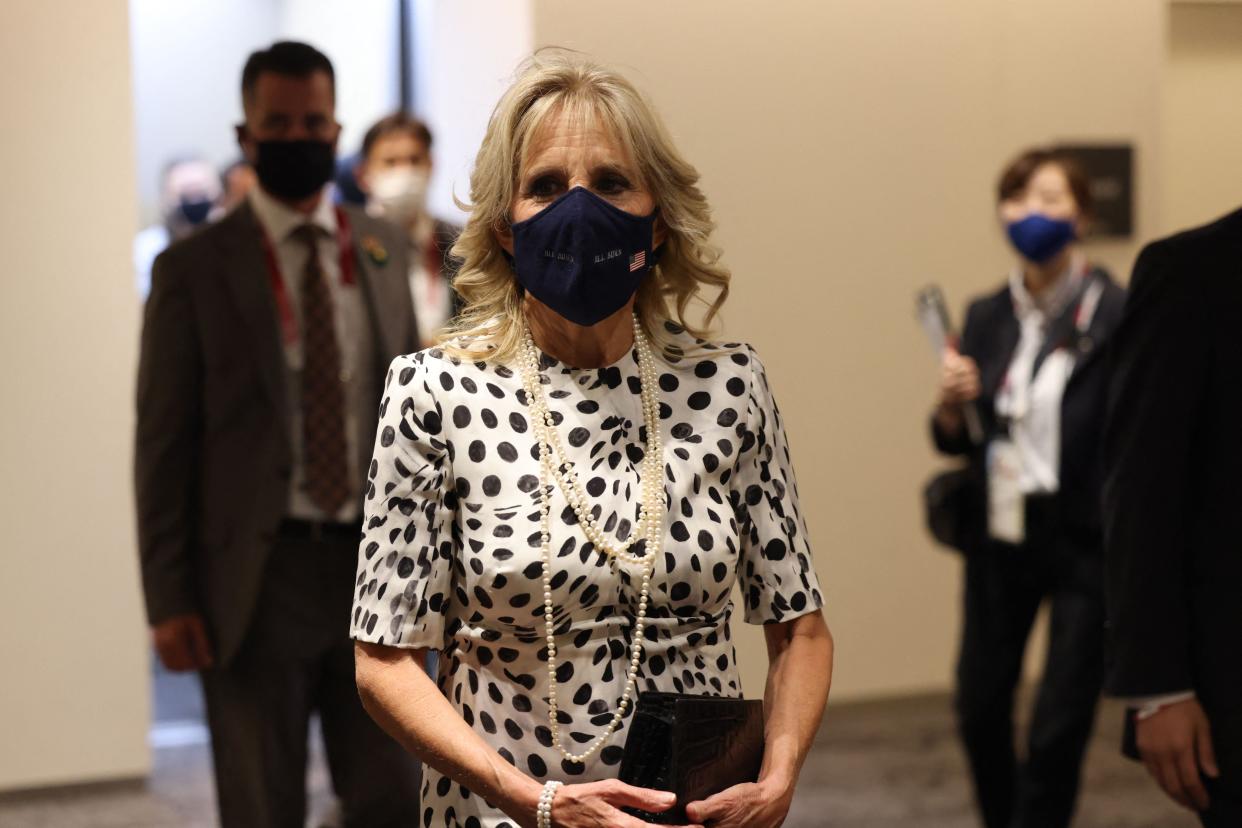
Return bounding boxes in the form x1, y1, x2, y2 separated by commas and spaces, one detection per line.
629, 251, 646, 272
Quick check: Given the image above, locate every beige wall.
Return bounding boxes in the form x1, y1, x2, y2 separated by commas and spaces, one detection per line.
1163, 1, 1242, 232
414, 0, 535, 222
0, 0, 149, 790
0, 0, 1195, 793
534, 0, 1165, 700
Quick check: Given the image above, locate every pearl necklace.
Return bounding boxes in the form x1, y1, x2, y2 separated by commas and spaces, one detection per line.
517, 314, 664, 765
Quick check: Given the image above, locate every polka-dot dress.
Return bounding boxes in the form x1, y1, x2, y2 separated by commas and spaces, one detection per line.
350, 327, 824, 828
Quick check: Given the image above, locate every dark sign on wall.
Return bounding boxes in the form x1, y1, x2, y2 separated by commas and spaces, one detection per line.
1054, 143, 1134, 239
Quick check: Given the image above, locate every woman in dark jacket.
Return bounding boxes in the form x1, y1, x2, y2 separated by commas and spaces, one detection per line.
932, 148, 1126, 828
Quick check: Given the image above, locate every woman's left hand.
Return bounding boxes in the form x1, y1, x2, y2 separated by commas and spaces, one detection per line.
684, 777, 794, 828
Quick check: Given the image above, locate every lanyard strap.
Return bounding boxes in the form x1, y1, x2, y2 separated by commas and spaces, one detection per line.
999, 266, 1103, 414
260, 206, 357, 345
421, 234, 445, 305
1073, 276, 1104, 336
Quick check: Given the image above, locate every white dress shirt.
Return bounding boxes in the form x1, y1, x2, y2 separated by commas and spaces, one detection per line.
994, 257, 1089, 495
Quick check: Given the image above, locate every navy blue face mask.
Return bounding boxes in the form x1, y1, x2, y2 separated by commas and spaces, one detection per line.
510, 187, 657, 327
1006, 213, 1077, 264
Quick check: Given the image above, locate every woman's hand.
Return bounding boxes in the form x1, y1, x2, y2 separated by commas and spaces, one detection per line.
684, 776, 793, 828
938, 348, 981, 407
934, 348, 981, 437
548, 779, 704, 828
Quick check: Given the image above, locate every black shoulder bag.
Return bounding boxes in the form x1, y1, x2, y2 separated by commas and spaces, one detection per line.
923, 461, 986, 554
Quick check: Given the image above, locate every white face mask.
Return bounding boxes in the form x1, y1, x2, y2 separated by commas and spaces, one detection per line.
367, 166, 429, 223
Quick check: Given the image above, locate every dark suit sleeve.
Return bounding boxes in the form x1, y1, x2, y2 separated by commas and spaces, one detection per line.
390, 225, 420, 353
134, 249, 202, 624
930, 299, 984, 456
1103, 241, 1208, 696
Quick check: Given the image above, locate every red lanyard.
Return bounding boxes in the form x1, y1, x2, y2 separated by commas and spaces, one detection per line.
422, 235, 444, 305
259, 206, 356, 345
999, 261, 1096, 398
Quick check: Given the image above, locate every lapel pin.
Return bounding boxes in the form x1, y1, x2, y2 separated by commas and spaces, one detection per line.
360, 235, 389, 267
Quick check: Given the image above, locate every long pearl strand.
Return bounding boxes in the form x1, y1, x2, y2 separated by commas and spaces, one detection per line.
517, 314, 664, 765
524, 337, 661, 565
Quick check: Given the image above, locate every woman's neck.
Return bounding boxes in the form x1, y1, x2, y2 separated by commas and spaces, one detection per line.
1023, 246, 1076, 299
525, 297, 636, 369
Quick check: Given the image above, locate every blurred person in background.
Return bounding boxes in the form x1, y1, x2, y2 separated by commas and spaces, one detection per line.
355, 111, 462, 346
219, 157, 257, 214
333, 150, 368, 207
134, 40, 420, 827
133, 155, 221, 299
1103, 206, 1242, 826
929, 148, 1126, 828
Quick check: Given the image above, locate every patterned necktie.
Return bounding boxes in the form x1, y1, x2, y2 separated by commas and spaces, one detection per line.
292, 224, 350, 515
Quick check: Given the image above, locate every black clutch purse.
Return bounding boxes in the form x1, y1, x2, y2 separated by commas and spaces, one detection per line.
617, 692, 765, 824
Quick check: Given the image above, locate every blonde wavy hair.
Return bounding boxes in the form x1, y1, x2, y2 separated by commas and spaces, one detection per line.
440, 49, 730, 363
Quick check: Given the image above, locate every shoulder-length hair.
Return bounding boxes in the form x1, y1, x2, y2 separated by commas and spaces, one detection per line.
441, 49, 730, 362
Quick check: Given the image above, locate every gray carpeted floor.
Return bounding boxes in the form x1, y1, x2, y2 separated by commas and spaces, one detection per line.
0, 688, 1198, 827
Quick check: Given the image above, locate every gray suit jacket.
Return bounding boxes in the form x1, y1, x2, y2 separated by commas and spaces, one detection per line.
135, 200, 418, 665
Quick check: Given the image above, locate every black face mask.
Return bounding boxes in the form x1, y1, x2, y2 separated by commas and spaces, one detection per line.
253, 139, 335, 201
178, 197, 213, 226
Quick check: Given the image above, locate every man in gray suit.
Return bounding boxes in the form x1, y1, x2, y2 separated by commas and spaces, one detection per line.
135, 41, 421, 827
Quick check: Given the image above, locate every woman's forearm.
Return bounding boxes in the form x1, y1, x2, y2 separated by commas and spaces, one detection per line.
759, 611, 834, 793
354, 642, 542, 825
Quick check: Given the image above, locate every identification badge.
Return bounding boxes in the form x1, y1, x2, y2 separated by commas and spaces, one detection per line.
987, 438, 1025, 544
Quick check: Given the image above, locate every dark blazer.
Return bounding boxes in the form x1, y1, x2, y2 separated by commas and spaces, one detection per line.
1103, 207, 1242, 716
134, 200, 418, 665
933, 266, 1127, 546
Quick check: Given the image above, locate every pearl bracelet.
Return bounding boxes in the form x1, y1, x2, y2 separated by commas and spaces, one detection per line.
537, 780, 563, 828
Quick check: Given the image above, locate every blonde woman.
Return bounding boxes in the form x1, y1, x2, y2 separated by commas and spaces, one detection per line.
351, 50, 832, 828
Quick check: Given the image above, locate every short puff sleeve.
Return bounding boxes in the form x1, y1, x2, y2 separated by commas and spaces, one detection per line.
732, 346, 824, 624
351, 353, 456, 649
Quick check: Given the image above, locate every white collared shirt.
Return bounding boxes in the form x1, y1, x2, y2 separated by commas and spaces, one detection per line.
409, 247, 454, 348
993, 256, 1088, 495
248, 186, 366, 522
